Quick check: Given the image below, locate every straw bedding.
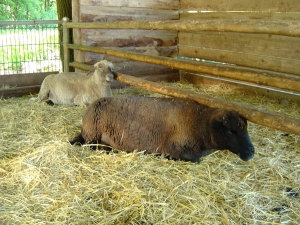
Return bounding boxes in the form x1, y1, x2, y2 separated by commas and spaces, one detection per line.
0, 82, 299, 225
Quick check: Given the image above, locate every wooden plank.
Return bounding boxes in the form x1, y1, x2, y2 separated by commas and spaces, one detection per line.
83, 46, 178, 64
111, 73, 180, 89
82, 29, 178, 47
70, 60, 178, 76
178, 45, 300, 76
67, 44, 300, 93
179, 31, 300, 60
114, 72, 300, 135
0, 85, 40, 98
80, 0, 180, 10
0, 72, 56, 87
180, 0, 300, 12
81, 6, 179, 22
67, 20, 300, 37
180, 11, 300, 21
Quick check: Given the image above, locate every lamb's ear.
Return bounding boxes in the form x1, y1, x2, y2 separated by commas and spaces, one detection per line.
86, 68, 95, 76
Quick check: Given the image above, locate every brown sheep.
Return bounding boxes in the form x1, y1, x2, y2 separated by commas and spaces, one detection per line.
70, 96, 255, 163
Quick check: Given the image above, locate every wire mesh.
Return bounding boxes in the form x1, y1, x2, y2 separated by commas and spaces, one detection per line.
0, 21, 62, 75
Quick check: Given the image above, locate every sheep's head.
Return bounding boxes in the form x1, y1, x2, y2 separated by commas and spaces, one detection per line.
92, 60, 115, 83
209, 109, 255, 161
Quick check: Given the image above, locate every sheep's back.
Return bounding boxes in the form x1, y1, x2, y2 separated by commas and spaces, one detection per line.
82, 96, 208, 152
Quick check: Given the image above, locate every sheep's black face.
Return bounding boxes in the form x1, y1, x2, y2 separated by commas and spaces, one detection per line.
211, 110, 255, 161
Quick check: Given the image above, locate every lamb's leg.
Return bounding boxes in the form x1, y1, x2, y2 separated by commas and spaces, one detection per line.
74, 95, 85, 106
38, 80, 51, 101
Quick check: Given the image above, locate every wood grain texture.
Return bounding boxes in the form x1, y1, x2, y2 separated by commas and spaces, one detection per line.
180, 11, 300, 20
0, 72, 57, 87
67, 20, 300, 37
81, 6, 179, 22
179, 45, 300, 75
80, 0, 180, 10
82, 29, 178, 47
180, 0, 300, 12
178, 31, 300, 75
179, 31, 300, 59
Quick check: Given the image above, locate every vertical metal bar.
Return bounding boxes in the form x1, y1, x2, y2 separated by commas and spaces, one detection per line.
62, 17, 70, 72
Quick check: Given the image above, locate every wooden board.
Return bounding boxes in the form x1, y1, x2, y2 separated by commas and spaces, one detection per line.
83, 46, 178, 65
81, 6, 179, 22
179, 31, 300, 60
178, 31, 300, 75
72, 0, 180, 74
82, 30, 178, 47
0, 72, 56, 87
179, 46, 300, 75
80, 0, 180, 10
180, 11, 300, 21
180, 0, 300, 12
0, 86, 40, 98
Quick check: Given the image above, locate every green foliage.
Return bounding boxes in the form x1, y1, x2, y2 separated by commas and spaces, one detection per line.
0, 0, 57, 20
0, 28, 60, 73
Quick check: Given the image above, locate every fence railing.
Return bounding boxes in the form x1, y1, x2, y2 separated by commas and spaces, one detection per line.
0, 20, 62, 75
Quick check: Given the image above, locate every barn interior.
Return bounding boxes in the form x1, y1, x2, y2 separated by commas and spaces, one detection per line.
0, 0, 300, 224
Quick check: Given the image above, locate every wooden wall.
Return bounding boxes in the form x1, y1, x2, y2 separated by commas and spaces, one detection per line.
72, 0, 180, 78
179, 0, 300, 76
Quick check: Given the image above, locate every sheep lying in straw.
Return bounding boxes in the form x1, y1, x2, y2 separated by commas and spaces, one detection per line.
36, 60, 115, 106
70, 96, 255, 163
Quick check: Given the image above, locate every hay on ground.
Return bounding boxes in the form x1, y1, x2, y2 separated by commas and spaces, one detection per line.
0, 82, 299, 225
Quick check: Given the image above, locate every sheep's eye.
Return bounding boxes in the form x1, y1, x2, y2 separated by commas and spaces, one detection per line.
227, 129, 236, 135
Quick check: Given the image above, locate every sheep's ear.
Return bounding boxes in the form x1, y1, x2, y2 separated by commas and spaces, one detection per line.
86, 68, 95, 76
210, 109, 230, 126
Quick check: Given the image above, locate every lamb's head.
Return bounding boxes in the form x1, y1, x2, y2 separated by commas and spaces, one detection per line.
92, 60, 115, 83
209, 109, 255, 161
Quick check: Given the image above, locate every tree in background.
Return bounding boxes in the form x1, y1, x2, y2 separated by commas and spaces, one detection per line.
0, 0, 57, 20
56, 0, 73, 71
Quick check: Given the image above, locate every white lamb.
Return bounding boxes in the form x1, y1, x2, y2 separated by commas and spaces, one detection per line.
36, 60, 115, 106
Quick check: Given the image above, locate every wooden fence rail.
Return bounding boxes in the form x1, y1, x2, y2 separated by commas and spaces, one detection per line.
66, 20, 300, 37
67, 44, 300, 93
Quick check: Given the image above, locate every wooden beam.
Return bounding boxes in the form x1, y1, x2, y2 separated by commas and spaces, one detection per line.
0, 86, 40, 98
66, 20, 300, 37
68, 44, 300, 93
0, 72, 56, 87
114, 73, 300, 135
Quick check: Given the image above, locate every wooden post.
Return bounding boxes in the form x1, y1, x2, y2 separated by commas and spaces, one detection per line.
67, 44, 300, 93
62, 17, 70, 72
